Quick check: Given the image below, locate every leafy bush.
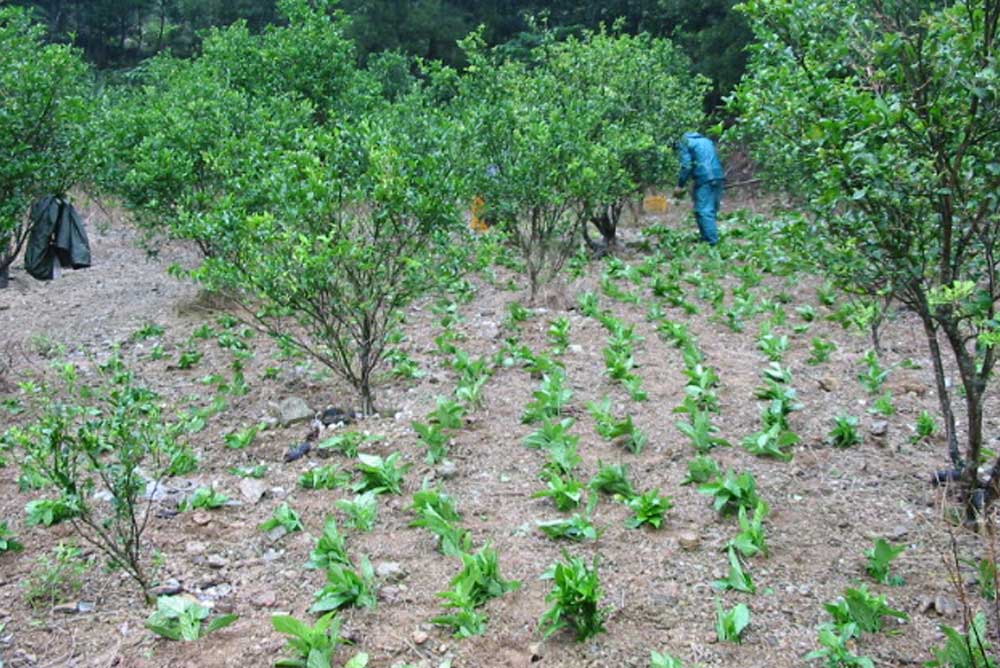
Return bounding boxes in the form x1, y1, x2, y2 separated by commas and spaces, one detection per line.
589, 462, 635, 498
625, 489, 673, 529
336, 492, 378, 532
306, 517, 351, 571
310, 558, 378, 613
353, 453, 409, 495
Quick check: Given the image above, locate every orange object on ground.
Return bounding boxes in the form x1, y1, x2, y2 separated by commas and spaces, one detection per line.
471, 196, 490, 232
642, 194, 669, 214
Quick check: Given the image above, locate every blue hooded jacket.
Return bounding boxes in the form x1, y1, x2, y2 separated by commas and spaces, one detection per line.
677, 132, 725, 187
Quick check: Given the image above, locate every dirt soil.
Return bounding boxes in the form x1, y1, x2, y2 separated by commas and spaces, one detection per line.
0, 194, 997, 668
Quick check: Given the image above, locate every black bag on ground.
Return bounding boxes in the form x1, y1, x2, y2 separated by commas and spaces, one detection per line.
24, 196, 91, 281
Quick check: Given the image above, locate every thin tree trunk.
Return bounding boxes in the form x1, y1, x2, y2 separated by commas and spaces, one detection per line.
916, 302, 962, 469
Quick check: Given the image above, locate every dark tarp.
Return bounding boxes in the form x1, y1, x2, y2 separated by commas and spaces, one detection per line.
25, 196, 91, 281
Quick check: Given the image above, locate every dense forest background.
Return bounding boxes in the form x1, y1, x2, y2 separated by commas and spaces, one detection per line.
10, 0, 749, 108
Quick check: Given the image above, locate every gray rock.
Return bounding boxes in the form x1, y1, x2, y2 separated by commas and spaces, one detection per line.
207, 554, 229, 569
52, 603, 79, 614
151, 580, 183, 597
870, 421, 889, 437
185, 541, 207, 555
275, 397, 314, 426
239, 478, 267, 505
677, 530, 701, 551
375, 561, 408, 583
251, 590, 278, 608
436, 460, 458, 480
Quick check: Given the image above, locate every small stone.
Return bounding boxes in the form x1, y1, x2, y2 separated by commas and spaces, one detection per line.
207, 554, 229, 569
677, 530, 701, 551
412, 630, 429, 645
934, 594, 958, 616
151, 580, 183, 597
251, 590, 278, 608
321, 407, 354, 426
375, 562, 407, 583
870, 421, 889, 437
818, 376, 839, 392
214, 600, 236, 614
379, 586, 402, 604
276, 397, 314, 426
266, 526, 289, 542
568, 344, 583, 355
186, 541, 207, 555
436, 460, 458, 480
888, 524, 908, 540
52, 602, 79, 614
239, 478, 268, 504
263, 548, 283, 562
192, 511, 212, 526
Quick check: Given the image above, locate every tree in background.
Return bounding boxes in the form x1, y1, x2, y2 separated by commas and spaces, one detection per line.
730, 0, 1000, 516
0, 6, 90, 289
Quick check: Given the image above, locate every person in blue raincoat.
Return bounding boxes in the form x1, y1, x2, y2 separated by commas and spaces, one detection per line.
674, 132, 725, 246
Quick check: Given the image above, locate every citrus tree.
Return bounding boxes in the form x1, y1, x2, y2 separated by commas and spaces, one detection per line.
0, 6, 90, 288
730, 0, 1000, 514
192, 102, 464, 415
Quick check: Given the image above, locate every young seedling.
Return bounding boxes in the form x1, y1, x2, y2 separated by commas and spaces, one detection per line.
306, 517, 351, 570
145, 595, 237, 641
336, 492, 378, 532
409, 504, 471, 557
805, 624, 874, 668
589, 399, 648, 453
260, 503, 304, 534
272, 611, 346, 668
869, 392, 896, 416
522, 373, 573, 423
429, 396, 466, 431
24, 498, 78, 527
316, 431, 382, 458
682, 456, 721, 486
432, 575, 488, 638
625, 489, 673, 529
0, 521, 23, 553
412, 420, 451, 464
807, 337, 837, 365
588, 462, 635, 498
650, 651, 685, 668
823, 585, 908, 634
741, 421, 798, 461
865, 538, 905, 586
964, 557, 997, 601
451, 545, 522, 607
858, 350, 889, 394
541, 438, 583, 478
912, 410, 938, 444
715, 600, 750, 643
926, 612, 996, 668
828, 415, 862, 448
310, 557, 377, 613
728, 501, 770, 558
523, 418, 578, 451
537, 512, 601, 542
533, 473, 585, 512
179, 487, 230, 511
675, 410, 730, 453
699, 470, 761, 516
547, 317, 571, 354
354, 453, 409, 495
23, 543, 89, 609
714, 548, 756, 593
299, 465, 351, 490
757, 332, 790, 362
409, 486, 462, 523
223, 424, 260, 450
539, 552, 607, 641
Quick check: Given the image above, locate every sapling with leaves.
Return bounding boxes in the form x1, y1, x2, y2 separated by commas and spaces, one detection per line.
145, 595, 237, 641
727, 501, 769, 558
533, 472, 585, 512
865, 539, 905, 586
539, 552, 608, 641
524, 418, 578, 451
7, 356, 183, 602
